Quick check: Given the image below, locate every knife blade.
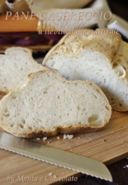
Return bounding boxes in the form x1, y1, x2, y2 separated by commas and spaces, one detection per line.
0, 132, 112, 182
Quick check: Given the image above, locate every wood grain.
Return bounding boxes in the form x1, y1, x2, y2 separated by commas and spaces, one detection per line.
0, 111, 128, 185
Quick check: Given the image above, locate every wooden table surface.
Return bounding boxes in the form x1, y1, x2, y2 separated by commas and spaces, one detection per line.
0, 111, 128, 185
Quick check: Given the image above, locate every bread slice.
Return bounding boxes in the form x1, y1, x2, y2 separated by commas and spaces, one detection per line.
0, 69, 111, 138
43, 29, 128, 111
0, 47, 45, 94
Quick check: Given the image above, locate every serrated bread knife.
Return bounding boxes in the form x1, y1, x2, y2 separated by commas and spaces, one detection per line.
0, 132, 112, 182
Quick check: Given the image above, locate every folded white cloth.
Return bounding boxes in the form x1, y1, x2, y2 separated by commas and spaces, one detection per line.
108, 14, 128, 40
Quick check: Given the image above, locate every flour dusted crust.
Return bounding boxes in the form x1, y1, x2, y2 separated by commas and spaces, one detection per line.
0, 70, 111, 138
43, 29, 121, 62
43, 28, 128, 111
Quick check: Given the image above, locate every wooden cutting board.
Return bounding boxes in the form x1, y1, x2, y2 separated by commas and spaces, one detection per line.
0, 111, 128, 185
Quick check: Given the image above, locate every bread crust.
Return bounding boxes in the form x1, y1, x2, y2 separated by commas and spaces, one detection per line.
0, 44, 52, 54
14, 124, 106, 139
43, 28, 121, 64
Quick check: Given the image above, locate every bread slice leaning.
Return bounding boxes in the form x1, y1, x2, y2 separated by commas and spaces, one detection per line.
43, 29, 128, 112
0, 69, 111, 138
0, 47, 44, 94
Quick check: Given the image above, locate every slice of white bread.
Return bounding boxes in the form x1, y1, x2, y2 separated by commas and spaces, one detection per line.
43, 29, 128, 112
0, 69, 111, 138
0, 47, 44, 94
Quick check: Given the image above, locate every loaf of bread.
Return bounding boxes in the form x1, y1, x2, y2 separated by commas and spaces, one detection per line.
43, 29, 128, 112
0, 69, 111, 138
0, 47, 44, 94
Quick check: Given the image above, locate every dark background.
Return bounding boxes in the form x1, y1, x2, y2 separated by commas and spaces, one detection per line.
65, 0, 128, 185
108, 0, 128, 21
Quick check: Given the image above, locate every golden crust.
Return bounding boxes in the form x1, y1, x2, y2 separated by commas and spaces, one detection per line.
61, 29, 121, 44
2, 121, 107, 139
43, 28, 122, 64
15, 124, 105, 139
